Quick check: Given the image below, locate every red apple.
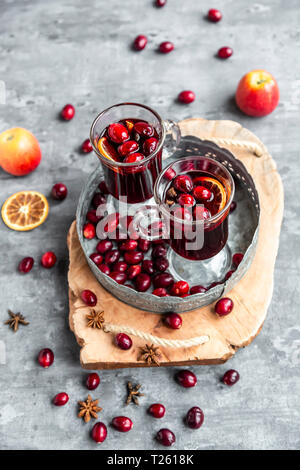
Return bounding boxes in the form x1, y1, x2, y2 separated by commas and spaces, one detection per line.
0, 128, 42, 176
235, 70, 279, 117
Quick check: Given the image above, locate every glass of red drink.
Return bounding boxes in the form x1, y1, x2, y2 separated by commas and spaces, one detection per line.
90, 103, 180, 204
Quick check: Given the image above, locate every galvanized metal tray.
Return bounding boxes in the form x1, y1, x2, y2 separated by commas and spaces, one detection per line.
76, 136, 260, 313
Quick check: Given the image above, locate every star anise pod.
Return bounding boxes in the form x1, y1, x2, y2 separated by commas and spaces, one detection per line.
5, 310, 29, 332
78, 395, 102, 423
126, 381, 144, 406
139, 343, 161, 366
86, 310, 105, 329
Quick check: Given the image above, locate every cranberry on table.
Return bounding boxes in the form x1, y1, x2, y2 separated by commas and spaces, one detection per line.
81, 289, 97, 306
127, 264, 142, 280
156, 0, 167, 7
41, 251, 57, 268
124, 251, 144, 265
230, 201, 237, 213
170, 280, 189, 296
83, 223, 96, 239
222, 369, 240, 386
118, 140, 139, 157
142, 259, 154, 275
53, 392, 69, 406
138, 239, 151, 252
92, 422, 107, 444
112, 416, 133, 432
215, 297, 234, 316
90, 253, 103, 266
218, 46, 233, 59
193, 185, 212, 201
115, 333, 132, 350
152, 287, 168, 297
143, 137, 159, 156
38, 348, 54, 368
81, 138, 93, 153
156, 428, 176, 447
133, 35, 148, 51
18, 256, 34, 274
232, 253, 244, 267
186, 406, 204, 429
61, 103, 75, 121
173, 174, 193, 192
154, 257, 169, 272
51, 183, 68, 200
165, 312, 182, 329
86, 372, 100, 390
178, 90, 195, 104
153, 272, 174, 289
105, 249, 120, 265
177, 193, 195, 206
109, 272, 127, 284
159, 41, 174, 54
207, 8, 222, 22
190, 285, 207, 295
135, 273, 151, 292
99, 263, 110, 275
96, 240, 113, 254
176, 369, 197, 388
148, 403, 165, 418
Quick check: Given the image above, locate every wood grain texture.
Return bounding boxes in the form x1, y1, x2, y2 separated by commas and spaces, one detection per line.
68, 118, 284, 369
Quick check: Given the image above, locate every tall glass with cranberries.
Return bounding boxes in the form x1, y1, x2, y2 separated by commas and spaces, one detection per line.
90, 103, 180, 204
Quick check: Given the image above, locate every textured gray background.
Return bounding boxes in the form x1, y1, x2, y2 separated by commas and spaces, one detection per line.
0, 0, 299, 451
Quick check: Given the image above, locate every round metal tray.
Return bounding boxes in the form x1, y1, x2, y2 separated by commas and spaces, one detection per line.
76, 136, 260, 313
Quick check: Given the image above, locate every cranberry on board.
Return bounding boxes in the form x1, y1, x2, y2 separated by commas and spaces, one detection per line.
178, 90, 195, 104
176, 369, 197, 388
83, 223, 96, 239
53, 392, 69, 406
156, 428, 176, 447
86, 373, 100, 390
41, 251, 57, 268
159, 41, 174, 53
207, 8, 222, 22
18, 256, 34, 274
81, 289, 97, 306
186, 406, 204, 429
81, 139, 93, 153
112, 416, 133, 432
61, 103, 75, 121
133, 35, 148, 51
107, 123, 129, 144
51, 183, 68, 200
218, 46, 233, 59
115, 333, 132, 350
148, 403, 165, 418
91, 422, 107, 444
215, 297, 234, 316
165, 312, 182, 329
38, 348, 54, 368
222, 369, 240, 386
173, 174, 193, 192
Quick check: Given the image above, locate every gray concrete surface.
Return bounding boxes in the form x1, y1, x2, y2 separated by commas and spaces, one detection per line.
0, 0, 299, 451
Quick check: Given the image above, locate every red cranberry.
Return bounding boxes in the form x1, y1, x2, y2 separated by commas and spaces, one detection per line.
208, 8, 222, 22
156, 428, 176, 447
170, 280, 189, 296
153, 273, 174, 289
119, 240, 138, 251
18, 256, 34, 274
108, 123, 129, 144
148, 403, 165, 418
215, 297, 234, 316
156, 0, 166, 6
123, 153, 145, 164
105, 250, 121, 265
165, 312, 182, 329
112, 416, 133, 432
81, 289, 97, 306
190, 285, 207, 295
135, 273, 151, 292
133, 35, 148, 51
225, 270, 234, 280
159, 41, 174, 53
127, 264, 142, 280
81, 138, 93, 153
142, 259, 154, 275
91, 422, 107, 444
38, 348, 54, 368
152, 288, 168, 297
53, 392, 69, 406
176, 369, 197, 388
173, 174, 193, 192
99, 263, 110, 275
98, 181, 109, 194
61, 103, 75, 121
154, 257, 169, 272
134, 121, 154, 138
138, 238, 151, 252
92, 193, 106, 208
232, 253, 244, 267
109, 271, 127, 284
96, 240, 113, 254
124, 251, 144, 265
87, 210, 101, 224
193, 185, 212, 201
118, 140, 139, 157
186, 407, 204, 429
218, 46, 233, 59
115, 333, 132, 350
86, 373, 100, 390
104, 213, 120, 233
222, 369, 240, 386
152, 245, 167, 258
230, 201, 237, 213
90, 253, 103, 265
164, 167, 176, 181
113, 261, 127, 272
178, 90, 195, 104
41, 251, 57, 268
143, 137, 159, 156
51, 183, 68, 200
83, 223, 96, 239
194, 206, 211, 220
177, 193, 195, 206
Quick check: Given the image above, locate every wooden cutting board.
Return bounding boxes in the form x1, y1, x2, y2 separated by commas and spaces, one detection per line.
68, 118, 284, 370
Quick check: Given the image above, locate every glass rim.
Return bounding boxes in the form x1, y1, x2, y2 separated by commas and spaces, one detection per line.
89, 102, 166, 168
154, 155, 235, 225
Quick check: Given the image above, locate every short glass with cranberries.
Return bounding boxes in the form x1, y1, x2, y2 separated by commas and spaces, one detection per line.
90, 103, 179, 204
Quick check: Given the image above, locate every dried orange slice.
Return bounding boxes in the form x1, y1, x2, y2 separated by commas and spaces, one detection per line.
97, 137, 119, 161
193, 176, 227, 212
1, 190, 49, 231
125, 120, 134, 133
